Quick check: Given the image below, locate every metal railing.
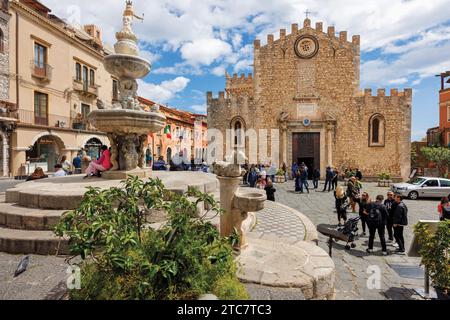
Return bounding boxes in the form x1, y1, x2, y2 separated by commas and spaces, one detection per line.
17, 109, 95, 130
73, 78, 99, 97
30, 60, 53, 81
0, 100, 18, 119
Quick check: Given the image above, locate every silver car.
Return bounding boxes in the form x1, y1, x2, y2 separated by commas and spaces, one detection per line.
391, 177, 450, 200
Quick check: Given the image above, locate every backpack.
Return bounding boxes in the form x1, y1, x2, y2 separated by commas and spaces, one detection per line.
367, 204, 383, 227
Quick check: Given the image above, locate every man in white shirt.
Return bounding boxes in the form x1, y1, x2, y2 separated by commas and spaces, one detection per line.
53, 164, 67, 177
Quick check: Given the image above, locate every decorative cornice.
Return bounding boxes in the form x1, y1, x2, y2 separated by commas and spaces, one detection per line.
11, 1, 106, 60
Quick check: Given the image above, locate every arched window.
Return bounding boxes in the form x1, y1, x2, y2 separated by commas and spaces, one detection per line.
369, 114, 385, 147
234, 121, 242, 146
0, 28, 4, 54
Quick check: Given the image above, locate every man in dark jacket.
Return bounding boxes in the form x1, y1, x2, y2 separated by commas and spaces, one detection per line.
384, 191, 397, 243
312, 168, 320, 189
323, 167, 333, 192
366, 195, 388, 255
355, 168, 363, 181
299, 166, 309, 193
393, 195, 408, 254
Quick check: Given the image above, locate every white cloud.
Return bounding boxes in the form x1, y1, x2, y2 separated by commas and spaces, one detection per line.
137, 77, 190, 103
189, 104, 207, 114
211, 65, 226, 76
180, 38, 232, 66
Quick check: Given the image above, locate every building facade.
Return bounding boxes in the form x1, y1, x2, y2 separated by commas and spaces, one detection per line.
437, 71, 450, 146
7, 0, 114, 177
207, 18, 412, 180
139, 97, 207, 164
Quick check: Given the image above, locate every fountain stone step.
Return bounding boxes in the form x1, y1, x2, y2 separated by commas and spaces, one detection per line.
0, 226, 69, 255
6, 172, 219, 210
0, 202, 65, 231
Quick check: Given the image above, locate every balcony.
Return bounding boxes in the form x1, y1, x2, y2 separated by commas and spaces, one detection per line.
17, 109, 96, 131
30, 60, 52, 82
73, 78, 99, 99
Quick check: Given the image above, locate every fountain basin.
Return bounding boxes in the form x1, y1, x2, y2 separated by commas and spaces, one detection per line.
104, 54, 151, 79
87, 109, 166, 135
233, 191, 267, 213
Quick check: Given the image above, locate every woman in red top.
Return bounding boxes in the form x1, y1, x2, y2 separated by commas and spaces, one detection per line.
84, 145, 112, 178
437, 197, 449, 221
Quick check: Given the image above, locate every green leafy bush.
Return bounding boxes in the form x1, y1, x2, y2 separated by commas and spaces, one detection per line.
414, 220, 450, 295
55, 176, 247, 300
276, 169, 285, 176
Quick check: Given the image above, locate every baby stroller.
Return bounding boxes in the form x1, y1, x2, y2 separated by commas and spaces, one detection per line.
317, 216, 360, 257
336, 216, 360, 250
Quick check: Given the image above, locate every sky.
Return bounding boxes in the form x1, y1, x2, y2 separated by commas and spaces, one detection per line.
41, 0, 450, 141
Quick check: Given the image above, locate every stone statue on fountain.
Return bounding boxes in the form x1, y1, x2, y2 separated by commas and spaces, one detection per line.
87, 0, 166, 179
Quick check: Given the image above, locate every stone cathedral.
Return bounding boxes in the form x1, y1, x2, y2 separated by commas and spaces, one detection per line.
207, 18, 412, 181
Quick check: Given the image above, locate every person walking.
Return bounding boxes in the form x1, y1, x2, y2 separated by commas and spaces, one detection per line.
331, 168, 339, 191
264, 179, 276, 202
359, 192, 371, 236
323, 166, 333, 192
292, 162, 299, 181
334, 186, 348, 226
366, 195, 388, 256
384, 191, 397, 244
313, 167, 320, 189
299, 166, 309, 194
393, 195, 408, 255
248, 165, 258, 188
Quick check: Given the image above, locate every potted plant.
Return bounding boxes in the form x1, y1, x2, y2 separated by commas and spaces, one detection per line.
414, 220, 450, 300
378, 172, 392, 187
274, 168, 285, 183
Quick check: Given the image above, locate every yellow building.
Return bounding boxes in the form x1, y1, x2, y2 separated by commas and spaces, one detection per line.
7, 0, 116, 177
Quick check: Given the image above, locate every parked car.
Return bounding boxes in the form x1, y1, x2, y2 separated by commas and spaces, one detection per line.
391, 177, 450, 200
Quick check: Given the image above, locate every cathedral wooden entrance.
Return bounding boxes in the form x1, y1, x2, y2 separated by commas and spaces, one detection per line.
292, 133, 320, 179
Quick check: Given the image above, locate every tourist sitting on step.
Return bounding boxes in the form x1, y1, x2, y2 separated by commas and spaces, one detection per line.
26, 167, 49, 182
54, 164, 67, 177
84, 145, 112, 178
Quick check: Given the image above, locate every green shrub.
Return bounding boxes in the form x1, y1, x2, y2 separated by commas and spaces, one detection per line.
212, 275, 250, 300
276, 169, 285, 176
414, 220, 450, 294
55, 176, 246, 300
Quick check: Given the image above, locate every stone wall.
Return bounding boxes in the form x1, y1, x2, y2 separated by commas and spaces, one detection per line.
207, 18, 412, 180
0, 9, 10, 100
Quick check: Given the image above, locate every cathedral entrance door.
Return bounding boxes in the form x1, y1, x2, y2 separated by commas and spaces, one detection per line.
292, 133, 320, 179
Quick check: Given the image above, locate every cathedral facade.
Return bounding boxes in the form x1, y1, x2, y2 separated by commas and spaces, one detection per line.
207, 18, 412, 181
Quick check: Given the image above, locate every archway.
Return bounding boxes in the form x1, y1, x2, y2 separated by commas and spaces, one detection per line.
84, 137, 103, 160
26, 134, 65, 172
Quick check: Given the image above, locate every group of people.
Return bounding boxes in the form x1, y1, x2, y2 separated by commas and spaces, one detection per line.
334, 177, 409, 255
152, 153, 209, 173
242, 163, 278, 202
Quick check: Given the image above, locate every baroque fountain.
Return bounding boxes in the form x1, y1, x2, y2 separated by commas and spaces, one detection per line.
87, 0, 166, 179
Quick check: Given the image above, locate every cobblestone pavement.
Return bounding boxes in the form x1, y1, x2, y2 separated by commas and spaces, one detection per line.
269, 180, 438, 300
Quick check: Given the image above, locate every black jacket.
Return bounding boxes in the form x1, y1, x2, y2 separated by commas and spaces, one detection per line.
393, 202, 408, 226
368, 202, 388, 226
264, 186, 276, 201
384, 199, 397, 221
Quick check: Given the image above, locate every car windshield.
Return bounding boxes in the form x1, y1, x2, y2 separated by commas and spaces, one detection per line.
407, 177, 426, 185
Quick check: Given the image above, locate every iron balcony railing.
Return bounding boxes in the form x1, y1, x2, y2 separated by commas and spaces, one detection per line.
17, 109, 96, 131
30, 60, 53, 81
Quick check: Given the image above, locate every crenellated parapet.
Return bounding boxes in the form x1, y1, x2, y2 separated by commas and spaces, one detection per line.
358, 88, 413, 99
225, 72, 254, 98
253, 18, 360, 51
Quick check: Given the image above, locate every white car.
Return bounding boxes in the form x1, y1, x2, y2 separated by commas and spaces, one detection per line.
391, 177, 450, 200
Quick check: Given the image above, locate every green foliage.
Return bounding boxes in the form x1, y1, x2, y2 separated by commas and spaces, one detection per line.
421, 147, 450, 177
276, 169, 285, 176
378, 172, 391, 180
411, 145, 418, 164
414, 220, 450, 294
55, 176, 247, 300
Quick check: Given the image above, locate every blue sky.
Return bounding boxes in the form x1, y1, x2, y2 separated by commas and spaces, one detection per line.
43, 0, 450, 141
